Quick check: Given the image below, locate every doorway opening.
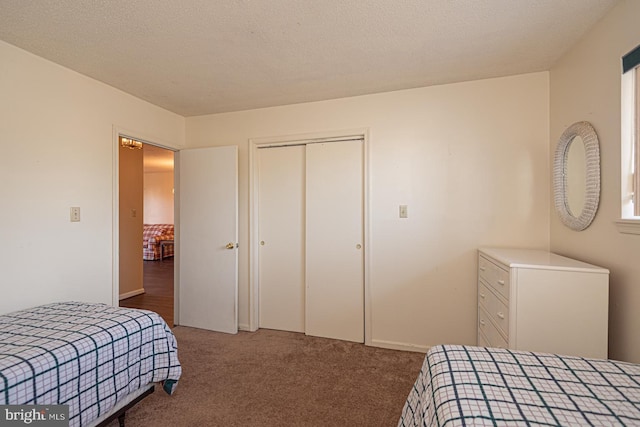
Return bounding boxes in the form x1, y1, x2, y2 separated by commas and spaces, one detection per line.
118, 137, 175, 326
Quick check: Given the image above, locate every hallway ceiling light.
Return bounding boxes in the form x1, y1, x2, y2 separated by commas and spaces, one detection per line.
121, 137, 142, 149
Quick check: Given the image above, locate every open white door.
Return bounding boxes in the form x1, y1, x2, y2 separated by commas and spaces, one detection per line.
177, 146, 238, 334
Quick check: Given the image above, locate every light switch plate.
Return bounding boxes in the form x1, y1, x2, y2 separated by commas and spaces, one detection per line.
399, 205, 408, 218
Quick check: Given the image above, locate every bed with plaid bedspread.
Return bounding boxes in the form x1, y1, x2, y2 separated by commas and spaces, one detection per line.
143, 224, 174, 260
0, 302, 182, 427
399, 345, 640, 426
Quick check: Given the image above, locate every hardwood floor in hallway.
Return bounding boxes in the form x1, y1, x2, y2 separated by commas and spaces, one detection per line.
120, 257, 174, 326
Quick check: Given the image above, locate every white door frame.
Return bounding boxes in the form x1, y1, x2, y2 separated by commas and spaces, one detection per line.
248, 129, 372, 345
111, 126, 179, 318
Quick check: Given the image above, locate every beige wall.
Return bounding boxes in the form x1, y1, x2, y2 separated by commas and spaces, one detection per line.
0, 40, 185, 315
14, 9, 638, 357
549, 0, 640, 363
144, 172, 174, 224
119, 143, 143, 297
186, 72, 550, 349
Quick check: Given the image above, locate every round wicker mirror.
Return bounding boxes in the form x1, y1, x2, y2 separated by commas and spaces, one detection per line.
553, 121, 600, 231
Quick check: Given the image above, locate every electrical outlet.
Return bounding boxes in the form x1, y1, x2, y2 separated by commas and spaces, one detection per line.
70, 207, 81, 222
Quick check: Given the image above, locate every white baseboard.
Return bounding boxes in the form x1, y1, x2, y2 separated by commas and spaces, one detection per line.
370, 339, 430, 353
238, 328, 428, 352
119, 288, 145, 300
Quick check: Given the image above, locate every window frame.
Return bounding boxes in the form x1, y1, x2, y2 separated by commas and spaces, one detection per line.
617, 46, 640, 234
635, 67, 640, 216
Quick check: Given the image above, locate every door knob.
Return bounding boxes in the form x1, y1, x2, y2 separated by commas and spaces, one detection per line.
226, 242, 235, 250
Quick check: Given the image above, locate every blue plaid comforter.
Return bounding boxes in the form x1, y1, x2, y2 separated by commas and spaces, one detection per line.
0, 302, 182, 427
399, 345, 640, 426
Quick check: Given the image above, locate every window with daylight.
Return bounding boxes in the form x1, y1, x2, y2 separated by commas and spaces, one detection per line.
618, 43, 640, 234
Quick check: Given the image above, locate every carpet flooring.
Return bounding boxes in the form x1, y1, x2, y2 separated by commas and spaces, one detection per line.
107, 327, 425, 427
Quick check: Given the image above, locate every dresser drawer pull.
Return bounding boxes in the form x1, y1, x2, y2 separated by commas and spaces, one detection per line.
479, 320, 485, 326
496, 312, 505, 319
497, 279, 505, 286
479, 266, 486, 271
479, 293, 485, 299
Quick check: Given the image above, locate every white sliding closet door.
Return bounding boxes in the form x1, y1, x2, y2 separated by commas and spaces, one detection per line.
258, 146, 305, 332
305, 140, 364, 342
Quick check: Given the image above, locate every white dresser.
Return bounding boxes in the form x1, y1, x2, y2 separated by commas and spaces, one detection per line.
477, 247, 609, 359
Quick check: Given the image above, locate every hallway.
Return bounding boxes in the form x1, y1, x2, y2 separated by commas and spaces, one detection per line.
120, 258, 174, 326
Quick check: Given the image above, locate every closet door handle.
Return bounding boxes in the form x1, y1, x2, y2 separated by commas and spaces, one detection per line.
497, 279, 505, 286
496, 312, 505, 319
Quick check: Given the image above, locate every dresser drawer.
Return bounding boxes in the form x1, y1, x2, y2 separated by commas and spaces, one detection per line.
477, 306, 493, 343
489, 325, 508, 349
477, 329, 490, 347
478, 306, 508, 349
478, 255, 510, 300
478, 281, 509, 337
478, 256, 493, 283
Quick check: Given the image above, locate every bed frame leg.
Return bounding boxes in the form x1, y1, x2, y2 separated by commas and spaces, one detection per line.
118, 413, 125, 427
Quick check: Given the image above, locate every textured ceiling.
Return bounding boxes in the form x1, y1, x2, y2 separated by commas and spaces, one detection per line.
0, 0, 619, 116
